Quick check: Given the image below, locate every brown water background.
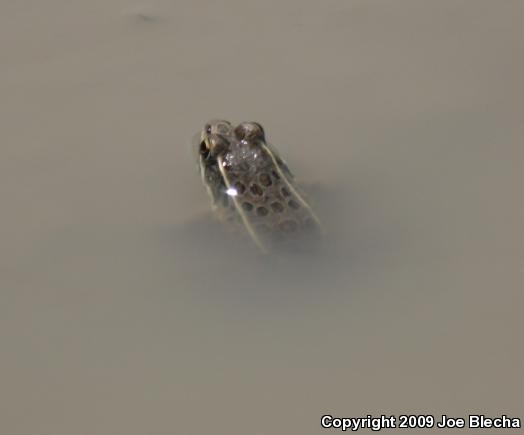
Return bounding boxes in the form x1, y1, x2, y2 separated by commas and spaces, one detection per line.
1, 1, 523, 434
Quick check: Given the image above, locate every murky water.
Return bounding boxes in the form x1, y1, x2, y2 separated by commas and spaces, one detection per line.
1, 1, 523, 434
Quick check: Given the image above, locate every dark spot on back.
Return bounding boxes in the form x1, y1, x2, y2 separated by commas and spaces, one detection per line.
242, 202, 253, 211
271, 202, 284, 213
271, 170, 280, 180
281, 187, 290, 197
259, 173, 272, 186
250, 184, 263, 196
234, 181, 246, 195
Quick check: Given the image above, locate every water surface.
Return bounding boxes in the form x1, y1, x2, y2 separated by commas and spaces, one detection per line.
1, 1, 523, 434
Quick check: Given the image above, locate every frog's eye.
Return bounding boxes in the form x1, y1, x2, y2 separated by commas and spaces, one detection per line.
234, 122, 265, 142
205, 124, 212, 135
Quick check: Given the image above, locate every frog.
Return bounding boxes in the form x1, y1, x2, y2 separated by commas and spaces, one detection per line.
194, 120, 323, 253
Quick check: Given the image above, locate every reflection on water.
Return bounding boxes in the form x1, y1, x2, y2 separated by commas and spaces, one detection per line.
1, 1, 523, 434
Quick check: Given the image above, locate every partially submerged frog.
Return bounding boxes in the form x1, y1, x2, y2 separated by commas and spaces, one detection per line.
194, 120, 323, 253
